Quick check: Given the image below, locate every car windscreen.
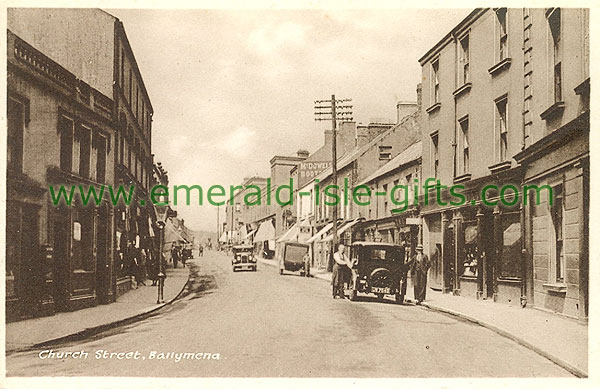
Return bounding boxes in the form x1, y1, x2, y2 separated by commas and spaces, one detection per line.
362, 247, 403, 262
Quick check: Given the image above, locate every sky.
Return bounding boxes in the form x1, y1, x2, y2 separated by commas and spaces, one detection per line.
106, 8, 471, 233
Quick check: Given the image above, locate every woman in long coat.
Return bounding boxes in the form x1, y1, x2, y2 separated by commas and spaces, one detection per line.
411, 244, 431, 304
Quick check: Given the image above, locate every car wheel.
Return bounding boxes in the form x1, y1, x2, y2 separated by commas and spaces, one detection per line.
395, 293, 405, 305
376, 293, 385, 302
232, 267, 237, 272
279, 268, 283, 275
300, 271, 305, 277
253, 266, 257, 272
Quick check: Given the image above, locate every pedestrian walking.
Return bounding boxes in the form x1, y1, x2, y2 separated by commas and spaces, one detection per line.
411, 244, 430, 304
147, 249, 159, 286
171, 245, 179, 269
332, 243, 350, 299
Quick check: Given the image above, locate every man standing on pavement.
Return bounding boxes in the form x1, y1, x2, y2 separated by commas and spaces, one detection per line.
411, 244, 431, 304
332, 243, 350, 299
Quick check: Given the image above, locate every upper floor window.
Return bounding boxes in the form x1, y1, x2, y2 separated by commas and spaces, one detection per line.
128, 69, 133, 103
459, 34, 470, 85
496, 8, 508, 61
459, 116, 470, 174
7, 98, 25, 173
495, 97, 508, 161
430, 132, 439, 178
59, 115, 74, 172
379, 145, 392, 160
93, 133, 107, 183
548, 8, 562, 103
431, 59, 440, 104
120, 48, 125, 88
78, 125, 92, 179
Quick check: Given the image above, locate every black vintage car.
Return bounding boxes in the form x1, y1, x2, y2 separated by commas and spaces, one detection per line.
232, 245, 257, 272
347, 242, 410, 304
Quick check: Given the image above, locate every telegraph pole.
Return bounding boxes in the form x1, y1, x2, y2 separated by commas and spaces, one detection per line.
315, 95, 352, 271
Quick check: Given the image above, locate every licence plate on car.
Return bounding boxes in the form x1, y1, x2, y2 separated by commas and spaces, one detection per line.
372, 287, 390, 294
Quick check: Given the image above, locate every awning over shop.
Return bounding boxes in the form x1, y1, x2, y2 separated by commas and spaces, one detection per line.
254, 220, 275, 242
276, 223, 299, 243
322, 219, 361, 242
306, 222, 334, 243
219, 231, 228, 243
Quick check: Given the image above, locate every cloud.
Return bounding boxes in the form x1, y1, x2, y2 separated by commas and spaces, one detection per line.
247, 21, 308, 56
217, 126, 257, 157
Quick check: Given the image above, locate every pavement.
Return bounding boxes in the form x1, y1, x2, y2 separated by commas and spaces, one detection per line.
5, 261, 192, 354
258, 257, 588, 377
6, 251, 572, 377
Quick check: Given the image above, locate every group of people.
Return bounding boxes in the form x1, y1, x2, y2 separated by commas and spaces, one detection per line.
170, 245, 193, 268
330, 242, 431, 304
118, 234, 163, 288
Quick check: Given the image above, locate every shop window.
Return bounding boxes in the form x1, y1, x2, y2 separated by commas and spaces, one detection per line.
462, 223, 479, 277
7, 98, 25, 173
550, 183, 565, 282
499, 212, 521, 278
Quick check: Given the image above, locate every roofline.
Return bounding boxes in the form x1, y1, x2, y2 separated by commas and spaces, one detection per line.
360, 156, 422, 186
418, 8, 488, 65
114, 19, 154, 113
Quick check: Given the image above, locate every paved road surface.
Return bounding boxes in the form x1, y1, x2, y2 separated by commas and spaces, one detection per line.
6, 251, 572, 377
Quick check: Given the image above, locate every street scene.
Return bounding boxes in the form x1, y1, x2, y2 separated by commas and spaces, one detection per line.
6, 251, 572, 377
4, 5, 591, 381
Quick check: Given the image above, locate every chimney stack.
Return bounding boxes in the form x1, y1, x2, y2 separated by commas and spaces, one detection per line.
396, 101, 417, 123
296, 149, 309, 159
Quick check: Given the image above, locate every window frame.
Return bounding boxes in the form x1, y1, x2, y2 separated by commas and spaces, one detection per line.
431, 58, 440, 104
458, 116, 470, 174
458, 33, 470, 85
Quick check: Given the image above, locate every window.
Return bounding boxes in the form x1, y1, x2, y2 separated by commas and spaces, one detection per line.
382, 184, 388, 214
379, 145, 392, 160
406, 174, 413, 201
78, 125, 91, 178
431, 132, 439, 178
119, 134, 124, 165
499, 212, 522, 278
551, 183, 565, 282
120, 48, 125, 88
128, 69, 133, 103
459, 34, 470, 85
548, 8, 562, 102
496, 8, 508, 60
7, 98, 25, 172
59, 116, 74, 172
496, 97, 508, 161
432, 59, 440, 104
72, 206, 94, 271
459, 117, 469, 174
94, 133, 106, 183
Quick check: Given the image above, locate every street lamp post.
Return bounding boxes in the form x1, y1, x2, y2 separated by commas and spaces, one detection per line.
156, 221, 166, 304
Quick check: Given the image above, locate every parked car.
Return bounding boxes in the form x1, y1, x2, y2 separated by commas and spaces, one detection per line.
347, 242, 410, 304
278, 242, 310, 277
232, 245, 257, 272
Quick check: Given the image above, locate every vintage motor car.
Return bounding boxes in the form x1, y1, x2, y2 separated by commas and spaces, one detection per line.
232, 245, 257, 272
278, 242, 310, 277
347, 242, 409, 304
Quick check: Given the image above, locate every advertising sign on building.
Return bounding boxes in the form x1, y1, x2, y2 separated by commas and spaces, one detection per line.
298, 161, 331, 186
